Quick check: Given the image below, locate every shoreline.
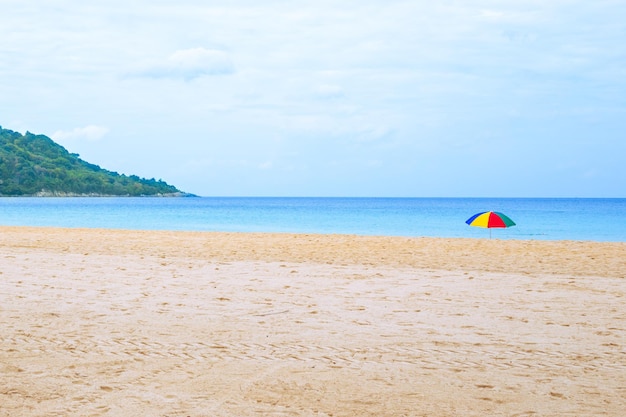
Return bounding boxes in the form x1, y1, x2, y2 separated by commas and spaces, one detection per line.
1, 225, 624, 278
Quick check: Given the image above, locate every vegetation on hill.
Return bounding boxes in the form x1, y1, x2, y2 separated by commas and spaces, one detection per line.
0, 126, 185, 196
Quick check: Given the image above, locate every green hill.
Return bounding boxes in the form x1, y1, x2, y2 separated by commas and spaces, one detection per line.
0, 126, 186, 196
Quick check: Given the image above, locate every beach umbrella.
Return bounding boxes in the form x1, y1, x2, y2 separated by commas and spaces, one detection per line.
465, 211, 515, 238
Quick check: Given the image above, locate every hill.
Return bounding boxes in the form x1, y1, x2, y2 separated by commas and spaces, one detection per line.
0, 126, 186, 196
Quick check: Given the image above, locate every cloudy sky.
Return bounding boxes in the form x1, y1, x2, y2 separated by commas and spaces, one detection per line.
2, 1, 624, 197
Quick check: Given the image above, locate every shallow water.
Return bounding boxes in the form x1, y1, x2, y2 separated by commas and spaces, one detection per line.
1, 197, 624, 241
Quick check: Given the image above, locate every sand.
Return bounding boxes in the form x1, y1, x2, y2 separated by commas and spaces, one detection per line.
1, 226, 625, 416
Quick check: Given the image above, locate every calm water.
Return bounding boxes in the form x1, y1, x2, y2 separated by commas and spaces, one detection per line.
1, 197, 625, 242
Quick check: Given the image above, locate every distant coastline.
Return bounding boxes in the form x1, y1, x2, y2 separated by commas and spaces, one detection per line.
27, 190, 196, 197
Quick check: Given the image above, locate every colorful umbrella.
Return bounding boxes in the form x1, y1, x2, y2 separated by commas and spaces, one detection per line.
465, 211, 515, 237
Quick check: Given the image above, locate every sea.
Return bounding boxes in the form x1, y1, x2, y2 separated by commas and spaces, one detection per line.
0, 197, 625, 242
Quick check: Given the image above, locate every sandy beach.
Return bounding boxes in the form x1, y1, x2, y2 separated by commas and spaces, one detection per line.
1, 226, 624, 416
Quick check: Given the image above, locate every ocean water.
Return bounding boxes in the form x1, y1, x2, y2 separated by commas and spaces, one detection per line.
0, 197, 625, 242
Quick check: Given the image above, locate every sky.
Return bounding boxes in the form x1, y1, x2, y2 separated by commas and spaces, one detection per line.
1, 0, 625, 197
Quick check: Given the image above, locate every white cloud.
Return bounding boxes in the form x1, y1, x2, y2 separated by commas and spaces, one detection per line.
480, 9, 506, 19
130, 47, 235, 80
51, 125, 109, 142
313, 84, 345, 100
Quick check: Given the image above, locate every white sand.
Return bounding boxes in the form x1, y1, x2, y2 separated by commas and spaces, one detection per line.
1, 227, 625, 416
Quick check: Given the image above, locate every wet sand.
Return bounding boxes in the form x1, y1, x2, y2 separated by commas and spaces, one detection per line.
1, 226, 625, 416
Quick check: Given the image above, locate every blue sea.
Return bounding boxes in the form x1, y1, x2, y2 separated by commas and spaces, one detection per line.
0, 197, 624, 242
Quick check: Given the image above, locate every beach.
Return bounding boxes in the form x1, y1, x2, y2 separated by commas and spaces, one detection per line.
1, 226, 625, 416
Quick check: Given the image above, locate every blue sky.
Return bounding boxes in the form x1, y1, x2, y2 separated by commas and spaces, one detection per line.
1, 1, 625, 197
